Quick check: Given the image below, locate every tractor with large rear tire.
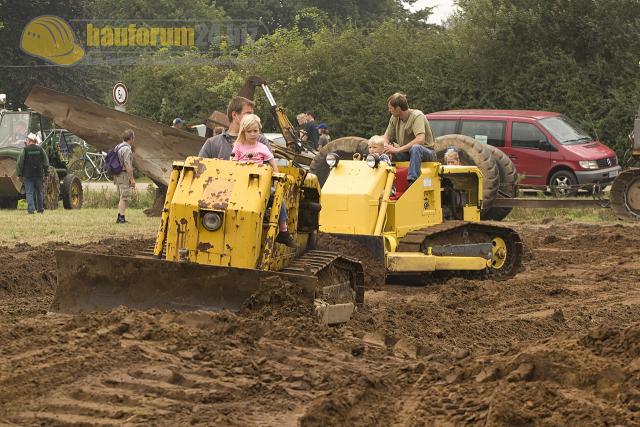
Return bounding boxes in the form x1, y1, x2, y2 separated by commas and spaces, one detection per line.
0, 108, 83, 210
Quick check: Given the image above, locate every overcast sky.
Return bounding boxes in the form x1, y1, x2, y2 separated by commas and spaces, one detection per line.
409, 0, 457, 24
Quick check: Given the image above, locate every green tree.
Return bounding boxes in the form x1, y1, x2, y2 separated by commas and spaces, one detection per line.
448, 0, 640, 154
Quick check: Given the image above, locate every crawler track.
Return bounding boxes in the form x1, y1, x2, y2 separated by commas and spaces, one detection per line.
281, 250, 365, 305
397, 220, 523, 278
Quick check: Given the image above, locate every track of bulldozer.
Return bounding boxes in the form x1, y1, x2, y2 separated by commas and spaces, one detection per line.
610, 168, 640, 220
397, 221, 523, 279
281, 250, 365, 305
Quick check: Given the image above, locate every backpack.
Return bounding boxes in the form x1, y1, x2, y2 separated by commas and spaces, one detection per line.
103, 144, 125, 178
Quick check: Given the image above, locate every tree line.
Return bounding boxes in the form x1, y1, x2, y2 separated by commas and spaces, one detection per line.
2, 0, 639, 158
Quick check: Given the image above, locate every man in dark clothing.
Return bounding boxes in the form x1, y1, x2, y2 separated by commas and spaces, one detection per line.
16, 133, 49, 214
199, 96, 270, 159
302, 111, 320, 149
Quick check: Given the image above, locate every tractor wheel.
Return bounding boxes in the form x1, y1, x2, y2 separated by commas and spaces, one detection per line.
610, 169, 640, 220
310, 137, 369, 186
435, 134, 500, 210
481, 145, 518, 221
61, 174, 83, 209
44, 167, 60, 210
0, 198, 18, 209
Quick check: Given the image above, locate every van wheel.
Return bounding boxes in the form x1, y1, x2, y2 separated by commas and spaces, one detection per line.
482, 145, 518, 221
435, 134, 500, 210
310, 137, 369, 186
549, 170, 578, 197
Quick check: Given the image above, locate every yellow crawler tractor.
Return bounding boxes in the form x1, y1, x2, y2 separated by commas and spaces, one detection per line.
319, 154, 523, 279
53, 157, 364, 324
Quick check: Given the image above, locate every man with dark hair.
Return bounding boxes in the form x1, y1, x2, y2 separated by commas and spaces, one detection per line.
302, 111, 319, 149
16, 133, 49, 214
113, 129, 136, 223
199, 96, 270, 159
383, 92, 436, 185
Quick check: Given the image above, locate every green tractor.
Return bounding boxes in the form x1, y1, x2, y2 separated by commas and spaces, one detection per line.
0, 108, 83, 210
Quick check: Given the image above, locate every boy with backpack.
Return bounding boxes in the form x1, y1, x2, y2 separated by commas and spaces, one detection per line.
105, 129, 135, 223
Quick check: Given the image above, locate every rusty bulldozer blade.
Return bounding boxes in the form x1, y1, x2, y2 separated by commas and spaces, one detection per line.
51, 250, 320, 314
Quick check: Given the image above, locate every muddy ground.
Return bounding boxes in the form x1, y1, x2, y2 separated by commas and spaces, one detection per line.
1, 221, 640, 426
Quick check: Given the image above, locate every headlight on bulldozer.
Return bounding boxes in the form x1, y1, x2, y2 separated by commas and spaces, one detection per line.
326, 153, 340, 168
365, 154, 380, 168
202, 212, 223, 231
579, 160, 598, 170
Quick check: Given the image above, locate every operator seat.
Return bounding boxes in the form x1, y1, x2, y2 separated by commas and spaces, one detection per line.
390, 166, 409, 200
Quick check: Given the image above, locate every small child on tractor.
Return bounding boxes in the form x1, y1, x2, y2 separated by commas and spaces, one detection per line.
232, 114, 296, 248
444, 148, 461, 165
367, 135, 392, 166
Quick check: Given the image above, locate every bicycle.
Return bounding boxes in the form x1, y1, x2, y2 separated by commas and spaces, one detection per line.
68, 151, 107, 181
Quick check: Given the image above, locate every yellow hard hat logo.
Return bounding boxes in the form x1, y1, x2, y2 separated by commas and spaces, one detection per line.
21, 15, 85, 66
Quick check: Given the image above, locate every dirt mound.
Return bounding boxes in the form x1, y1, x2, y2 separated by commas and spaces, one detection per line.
2, 222, 640, 425
317, 233, 386, 287
581, 323, 640, 363
242, 275, 314, 320
0, 238, 150, 318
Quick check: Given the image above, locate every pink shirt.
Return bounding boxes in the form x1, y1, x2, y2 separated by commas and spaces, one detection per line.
232, 142, 274, 164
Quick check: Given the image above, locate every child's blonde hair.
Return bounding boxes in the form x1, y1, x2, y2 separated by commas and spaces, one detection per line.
237, 114, 262, 145
444, 148, 460, 165
368, 135, 385, 154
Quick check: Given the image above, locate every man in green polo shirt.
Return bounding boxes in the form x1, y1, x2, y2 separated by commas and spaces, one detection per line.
383, 92, 436, 184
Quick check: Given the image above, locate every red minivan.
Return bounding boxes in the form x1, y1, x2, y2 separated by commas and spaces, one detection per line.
426, 110, 621, 190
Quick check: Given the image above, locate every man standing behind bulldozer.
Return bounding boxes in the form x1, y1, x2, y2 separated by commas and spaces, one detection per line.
198, 97, 270, 159
16, 133, 49, 214
112, 129, 136, 224
382, 92, 436, 185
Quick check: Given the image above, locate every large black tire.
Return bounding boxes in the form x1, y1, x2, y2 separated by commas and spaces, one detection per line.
482, 144, 517, 221
44, 167, 60, 210
61, 174, 83, 209
309, 136, 369, 186
610, 168, 640, 220
435, 134, 500, 211
0, 198, 18, 209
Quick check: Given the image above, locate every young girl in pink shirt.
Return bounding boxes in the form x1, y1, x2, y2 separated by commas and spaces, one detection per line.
232, 114, 295, 248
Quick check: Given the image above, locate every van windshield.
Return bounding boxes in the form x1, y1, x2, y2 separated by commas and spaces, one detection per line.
539, 116, 592, 145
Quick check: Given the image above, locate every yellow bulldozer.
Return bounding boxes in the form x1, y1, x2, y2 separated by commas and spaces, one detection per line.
51, 149, 523, 323
52, 157, 365, 325
318, 154, 523, 279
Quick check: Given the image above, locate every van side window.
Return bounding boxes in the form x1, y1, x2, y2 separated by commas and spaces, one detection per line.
512, 122, 548, 149
429, 119, 457, 137
459, 120, 506, 147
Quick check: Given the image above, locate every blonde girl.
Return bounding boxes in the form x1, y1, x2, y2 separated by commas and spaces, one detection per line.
232, 114, 295, 247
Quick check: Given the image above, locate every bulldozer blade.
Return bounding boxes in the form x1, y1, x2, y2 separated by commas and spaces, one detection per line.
51, 250, 318, 314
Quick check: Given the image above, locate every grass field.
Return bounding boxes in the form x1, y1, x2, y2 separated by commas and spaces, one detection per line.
506, 206, 618, 222
0, 208, 159, 246
2, 184, 623, 246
